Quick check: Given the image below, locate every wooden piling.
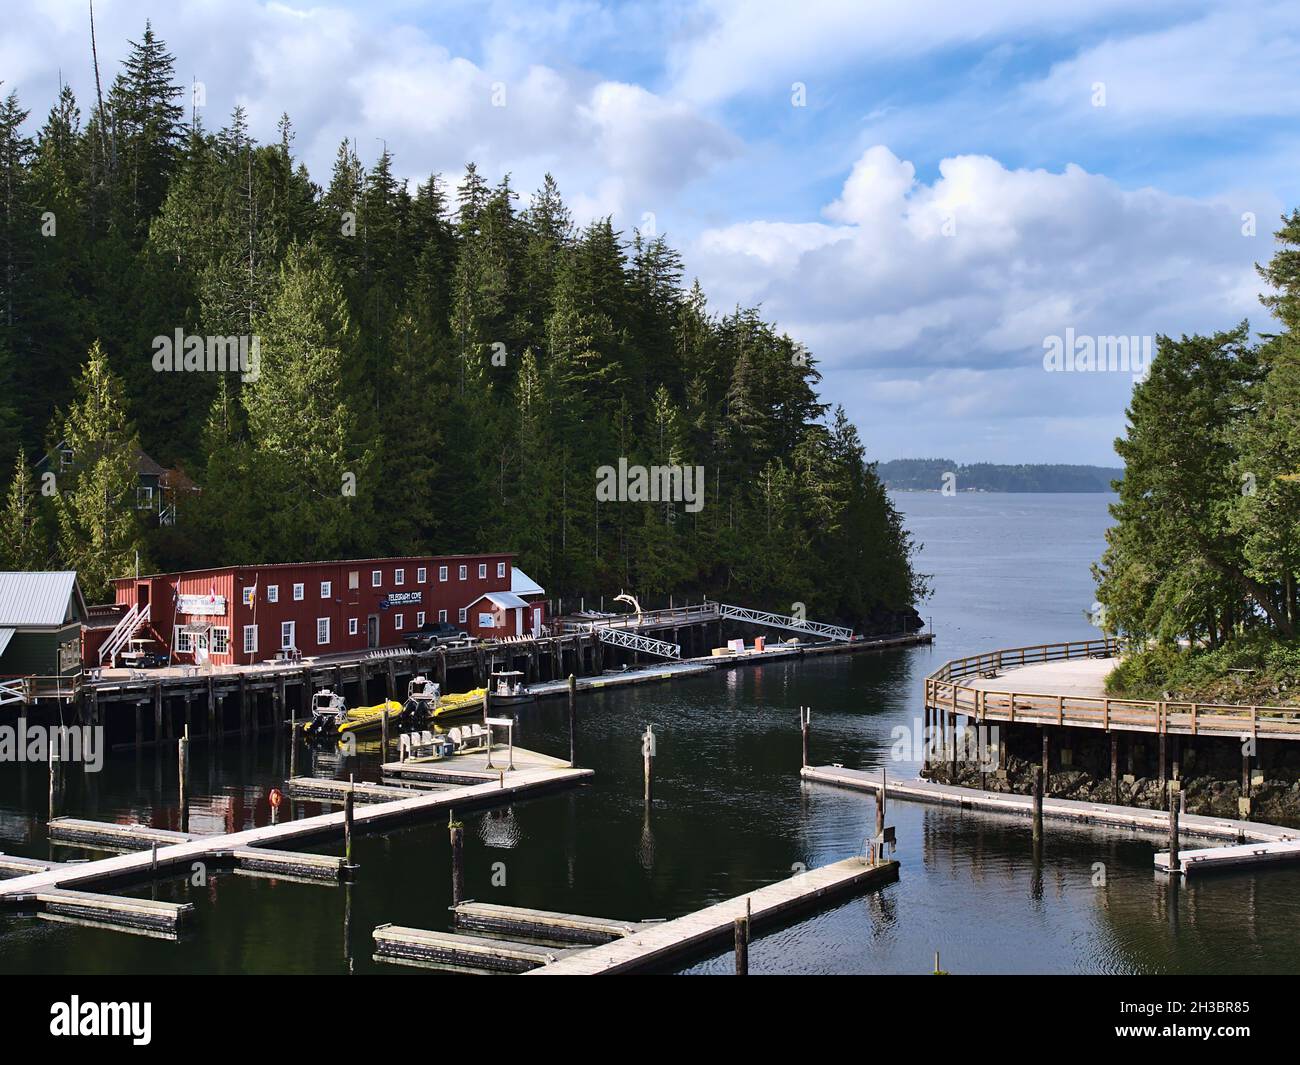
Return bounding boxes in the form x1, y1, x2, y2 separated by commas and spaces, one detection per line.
1041, 728, 1050, 796
381, 706, 389, 761
344, 778, 355, 866
450, 820, 465, 905
643, 725, 655, 804
568, 674, 577, 768
1110, 732, 1119, 803
1168, 791, 1181, 875
1032, 766, 1043, 842
178, 728, 190, 833
733, 914, 749, 975
800, 706, 810, 768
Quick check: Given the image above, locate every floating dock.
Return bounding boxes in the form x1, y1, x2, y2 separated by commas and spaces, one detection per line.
372, 856, 897, 975
452, 901, 644, 945
530, 856, 899, 975
373, 925, 577, 973
7, 887, 192, 934
0, 746, 593, 934
803, 765, 1300, 876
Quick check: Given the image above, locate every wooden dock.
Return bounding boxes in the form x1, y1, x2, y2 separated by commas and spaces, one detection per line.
802, 765, 1299, 842
1154, 839, 1300, 875
6, 887, 191, 934
0, 746, 593, 934
373, 925, 577, 973
803, 765, 1300, 876
529, 856, 899, 975
452, 901, 644, 945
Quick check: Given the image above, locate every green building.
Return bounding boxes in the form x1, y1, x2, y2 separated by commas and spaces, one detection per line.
0, 573, 88, 698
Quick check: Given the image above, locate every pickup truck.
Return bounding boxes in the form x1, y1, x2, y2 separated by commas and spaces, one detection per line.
403, 621, 470, 650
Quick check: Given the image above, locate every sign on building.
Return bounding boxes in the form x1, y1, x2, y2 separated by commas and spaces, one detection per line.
178, 593, 227, 616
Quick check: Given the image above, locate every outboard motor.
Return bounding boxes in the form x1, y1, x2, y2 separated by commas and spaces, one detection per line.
306, 689, 348, 737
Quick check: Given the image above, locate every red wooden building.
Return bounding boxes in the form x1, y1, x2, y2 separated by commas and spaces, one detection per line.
107, 553, 546, 667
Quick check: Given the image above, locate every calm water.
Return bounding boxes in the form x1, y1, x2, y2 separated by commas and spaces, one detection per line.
3, 492, 1298, 975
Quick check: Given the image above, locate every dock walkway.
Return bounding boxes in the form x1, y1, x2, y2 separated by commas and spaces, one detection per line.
0, 748, 591, 907
529, 856, 898, 975
803, 765, 1300, 876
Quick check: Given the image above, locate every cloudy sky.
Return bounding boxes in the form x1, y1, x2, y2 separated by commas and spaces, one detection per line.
7, 1, 1297, 464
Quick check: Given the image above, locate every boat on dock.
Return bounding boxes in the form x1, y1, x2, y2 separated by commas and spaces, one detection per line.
302, 689, 405, 739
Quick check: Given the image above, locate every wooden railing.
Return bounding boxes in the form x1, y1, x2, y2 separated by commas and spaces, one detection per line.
924, 638, 1300, 741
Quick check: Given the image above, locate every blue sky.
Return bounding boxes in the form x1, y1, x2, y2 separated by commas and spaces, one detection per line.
8, 1, 1298, 465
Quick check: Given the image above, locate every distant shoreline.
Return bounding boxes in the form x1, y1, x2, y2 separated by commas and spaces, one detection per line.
878, 459, 1122, 493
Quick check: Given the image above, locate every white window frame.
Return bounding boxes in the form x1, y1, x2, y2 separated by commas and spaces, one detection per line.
281, 621, 295, 650
321, 580, 331, 599
458, 565, 467, 580
267, 584, 279, 603
458, 607, 468, 624
439, 565, 448, 581
243, 625, 258, 655
478, 563, 487, 579
348, 617, 358, 636
417, 611, 425, 627
395, 568, 405, 586
497, 562, 506, 579
372, 569, 382, 587
317, 617, 330, 645
211, 627, 230, 655
176, 629, 194, 654
417, 567, 427, 584
292, 582, 304, 601
394, 613, 404, 630
438, 609, 447, 623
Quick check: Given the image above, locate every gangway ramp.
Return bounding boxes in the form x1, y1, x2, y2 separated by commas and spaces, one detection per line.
714, 602, 852, 642
595, 626, 680, 660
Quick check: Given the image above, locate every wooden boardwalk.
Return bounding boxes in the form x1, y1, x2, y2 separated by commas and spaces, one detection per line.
528, 856, 898, 975
926, 638, 1300, 742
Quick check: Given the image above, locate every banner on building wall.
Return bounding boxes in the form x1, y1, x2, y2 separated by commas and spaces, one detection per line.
178, 593, 227, 616
478, 612, 495, 628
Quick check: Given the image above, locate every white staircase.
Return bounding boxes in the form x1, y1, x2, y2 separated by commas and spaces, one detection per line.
99, 602, 151, 666
714, 602, 852, 642
595, 626, 681, 660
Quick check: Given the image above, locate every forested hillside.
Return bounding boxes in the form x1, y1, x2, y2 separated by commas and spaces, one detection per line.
879, 459, 1121, 492
0, 24, 923, 630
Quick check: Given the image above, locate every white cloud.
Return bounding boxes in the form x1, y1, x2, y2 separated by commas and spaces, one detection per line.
10, 0, 735, 224
691, 144, 1274, 462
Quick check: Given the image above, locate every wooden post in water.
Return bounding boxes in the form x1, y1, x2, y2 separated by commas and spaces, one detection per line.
1040, 729, 1050, 797
1168, 790, 1181, 875
1032, 766, 1043, 843
875, 767, 886, 844
48, 746, 57, 821
800, 706, 810, 768
484, 685, 494, 770
1110, 732, 1119, 803
344, 775, 355, 867
568, 674, 577, 768
734, 899, 750, 975
381, 706, 389, 763
178, 726, 190, 833
643, 725, 655, 804
450, 819, 465, 905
